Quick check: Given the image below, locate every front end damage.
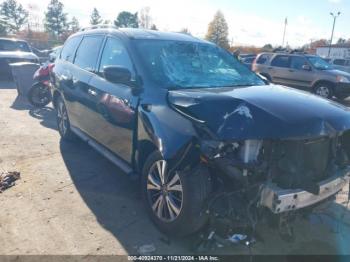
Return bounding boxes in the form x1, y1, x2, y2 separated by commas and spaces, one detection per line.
195, 133, 350, 245
166, 85, 350, 245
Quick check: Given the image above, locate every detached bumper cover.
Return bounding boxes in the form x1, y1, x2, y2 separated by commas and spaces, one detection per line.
260, 170, 350, 214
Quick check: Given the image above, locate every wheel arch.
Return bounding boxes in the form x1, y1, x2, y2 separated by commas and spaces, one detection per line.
312, 80, 335, 91
52, 90, 62, 109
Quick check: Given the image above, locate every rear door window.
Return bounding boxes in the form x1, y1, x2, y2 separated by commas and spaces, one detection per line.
74, 35, 104, 72
290, 56, 308, 70
60, 36, 82, 63
271, 55, 290, 68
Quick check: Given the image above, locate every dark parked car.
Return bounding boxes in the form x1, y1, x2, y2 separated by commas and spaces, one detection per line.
0, 38, 39, 79
51, 27, 350, 238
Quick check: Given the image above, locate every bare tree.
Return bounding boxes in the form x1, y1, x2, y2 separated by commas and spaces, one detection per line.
139, 7, 152, 29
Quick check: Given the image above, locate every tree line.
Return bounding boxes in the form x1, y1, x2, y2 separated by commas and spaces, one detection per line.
0, 0, 349, 51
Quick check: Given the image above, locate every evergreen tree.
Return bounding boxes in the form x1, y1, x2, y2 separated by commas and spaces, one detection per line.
0, 0, 28, 33
90, 8, 102, 25
205, 11, 230, 49
69, 16, 80, 32
114, 11, 138, 28
44, 0, 68, 38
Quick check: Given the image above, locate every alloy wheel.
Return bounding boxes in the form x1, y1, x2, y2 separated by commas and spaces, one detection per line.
316, 86, 330, 98
146, 160, 183, 222
57, 100, 68, 135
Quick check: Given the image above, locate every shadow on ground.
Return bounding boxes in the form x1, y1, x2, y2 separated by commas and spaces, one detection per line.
29, 107, 57, 130
59, 139, 188, 255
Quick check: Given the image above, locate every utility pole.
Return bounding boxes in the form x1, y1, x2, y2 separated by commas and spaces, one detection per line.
282, 17, 287, 47
328, 12, 341, 58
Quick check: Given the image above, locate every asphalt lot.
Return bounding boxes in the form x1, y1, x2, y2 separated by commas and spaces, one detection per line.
1, 81, 350, 256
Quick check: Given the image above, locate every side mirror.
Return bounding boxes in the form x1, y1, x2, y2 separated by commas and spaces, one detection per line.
103, 66, 132, 85
302, 64, 311, 71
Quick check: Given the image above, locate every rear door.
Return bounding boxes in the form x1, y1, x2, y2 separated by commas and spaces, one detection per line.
69, 35, 105, 133
54, 35, 82, 128
87, 36, 139, 163
269, 55, 291, 85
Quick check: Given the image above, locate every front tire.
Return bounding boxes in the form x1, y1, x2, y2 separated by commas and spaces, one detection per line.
56, 96, 76, 141
141, 151, 211, 237
27, 83, 52, 107
314, 83, 333, 99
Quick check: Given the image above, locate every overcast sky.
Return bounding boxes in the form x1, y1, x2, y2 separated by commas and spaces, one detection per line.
14, 0, 350, 47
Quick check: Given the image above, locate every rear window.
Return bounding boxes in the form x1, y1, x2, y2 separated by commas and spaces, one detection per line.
256, 54, 271, 64
333, 59, 346, 66
271, 55, 290, 68
74, 36, 104, 71
0, 40, 30, 52
60, 36, 82, 63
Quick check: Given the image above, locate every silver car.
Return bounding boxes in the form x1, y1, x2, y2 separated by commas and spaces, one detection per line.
325, 58, 350, 73
252, 52, 350, 99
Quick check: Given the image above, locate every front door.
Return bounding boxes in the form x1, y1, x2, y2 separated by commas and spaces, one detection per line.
286, 56, 315, 89
87, 36, 139, 163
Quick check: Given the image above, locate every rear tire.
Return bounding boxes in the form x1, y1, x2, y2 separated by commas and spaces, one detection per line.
56, 96, 76, 141
314, 83, 333, 99
141, 151, 211, 237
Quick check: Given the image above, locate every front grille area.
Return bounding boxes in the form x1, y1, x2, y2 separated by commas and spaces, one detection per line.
271, 137, 333, 193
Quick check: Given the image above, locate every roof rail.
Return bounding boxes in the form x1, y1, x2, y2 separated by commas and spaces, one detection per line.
79, 24, 118, 32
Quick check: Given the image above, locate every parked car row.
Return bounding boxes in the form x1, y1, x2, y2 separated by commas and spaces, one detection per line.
324, 58, 350, 73
252, 52, 350, 99
49, 26, 350, 239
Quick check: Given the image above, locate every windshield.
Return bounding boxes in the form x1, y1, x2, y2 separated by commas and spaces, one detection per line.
0, 40, 31, 52
307, 56, 333, 70
134, 40, 265, 89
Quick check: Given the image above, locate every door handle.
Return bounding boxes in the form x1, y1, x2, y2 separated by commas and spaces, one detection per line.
88, 88, 97, 96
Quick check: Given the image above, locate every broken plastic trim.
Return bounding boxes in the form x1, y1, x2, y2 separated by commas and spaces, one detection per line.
260, 170, 350, 214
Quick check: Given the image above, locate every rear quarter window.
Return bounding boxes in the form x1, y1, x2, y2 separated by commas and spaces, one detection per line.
256, 54, 271, 64
60, 36, 82, 63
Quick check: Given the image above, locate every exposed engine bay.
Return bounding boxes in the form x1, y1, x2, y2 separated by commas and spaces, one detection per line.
197, 131, 350, 245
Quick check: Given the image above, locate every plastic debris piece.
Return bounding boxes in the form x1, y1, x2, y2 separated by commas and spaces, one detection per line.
0, 171, 20, 193
138, 244, 156, 255
227, 234, 247, 244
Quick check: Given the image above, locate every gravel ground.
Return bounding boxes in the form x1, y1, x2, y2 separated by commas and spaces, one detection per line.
0, 81, 350, 256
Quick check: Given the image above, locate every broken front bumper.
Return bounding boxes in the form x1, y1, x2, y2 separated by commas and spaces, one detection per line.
260, 171, 350, 214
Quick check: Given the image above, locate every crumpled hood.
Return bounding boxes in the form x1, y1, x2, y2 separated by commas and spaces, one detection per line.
0, 51, 38, 60
168, 85, 350, 140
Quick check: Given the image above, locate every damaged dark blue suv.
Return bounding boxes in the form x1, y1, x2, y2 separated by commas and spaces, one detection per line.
51, 26, 350, 238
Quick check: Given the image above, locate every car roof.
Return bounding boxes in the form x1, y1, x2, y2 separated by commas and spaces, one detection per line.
71, 27, 211, 44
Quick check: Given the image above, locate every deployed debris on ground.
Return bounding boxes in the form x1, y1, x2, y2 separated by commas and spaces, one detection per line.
0, 171, 20, 192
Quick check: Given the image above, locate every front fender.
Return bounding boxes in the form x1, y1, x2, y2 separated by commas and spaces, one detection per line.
137, 103, 197, 161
